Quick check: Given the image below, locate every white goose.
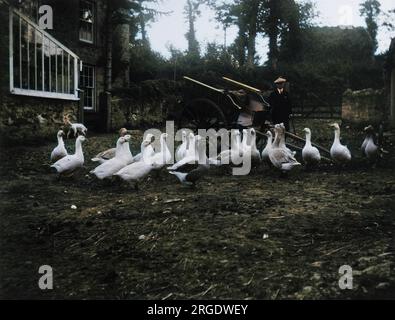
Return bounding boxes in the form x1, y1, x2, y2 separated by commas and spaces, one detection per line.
269, 125, 301, 172
362, 125, 379, 160
184, 133, 197, 159
248, 128, 261, 163
175, 130, 188, 162
261, 131, 273, 164
91, 128, 129, 164
51, 135, 86, 175
329, 123, 352, 164
169, 135, 212, 186
134, 133, 155, 162
114, 140, 155, 190
216, 130, 243, 165
302, 128, 321, 166
168, 135, 201, 171
90, 135, 133, 180
151, 133, 172, 170
51, 130, 68, 162
276, 123, 295, 156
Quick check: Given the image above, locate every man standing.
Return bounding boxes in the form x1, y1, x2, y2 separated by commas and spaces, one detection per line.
268, 77, 293, 131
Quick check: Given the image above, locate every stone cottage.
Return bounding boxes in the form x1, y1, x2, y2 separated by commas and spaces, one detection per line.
0, 0, 130, 144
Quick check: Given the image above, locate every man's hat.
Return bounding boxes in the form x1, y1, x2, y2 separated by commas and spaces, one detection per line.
274, 77, 287, 84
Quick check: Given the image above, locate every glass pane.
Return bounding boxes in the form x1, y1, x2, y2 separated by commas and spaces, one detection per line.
21, 19, 28, 89
43, 37, 50, 91
28, 26, 36, 90
13, 15, 20, 88
50, 42, 57, 92
63, 53, 68, 93
56, 47, 63, 93
69, 57, 75, 94
36, 31, 43, 91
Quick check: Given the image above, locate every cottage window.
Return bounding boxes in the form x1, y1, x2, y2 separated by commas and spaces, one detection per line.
79, 1, 95, 43
80, 64, 95, 110
10, 9, 79, 100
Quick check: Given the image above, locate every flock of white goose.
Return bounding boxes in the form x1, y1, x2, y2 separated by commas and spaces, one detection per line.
49, 122, 381, 189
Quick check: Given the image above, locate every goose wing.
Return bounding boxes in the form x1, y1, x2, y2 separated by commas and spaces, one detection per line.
92, 148, 116, 162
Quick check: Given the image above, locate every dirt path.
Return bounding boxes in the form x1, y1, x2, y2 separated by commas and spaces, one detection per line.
1, 120, 394, 299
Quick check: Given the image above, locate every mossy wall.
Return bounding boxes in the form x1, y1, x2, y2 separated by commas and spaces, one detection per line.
342, 88, 387, 126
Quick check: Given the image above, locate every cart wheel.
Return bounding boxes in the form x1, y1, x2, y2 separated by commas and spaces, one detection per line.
177, 98, 228, 132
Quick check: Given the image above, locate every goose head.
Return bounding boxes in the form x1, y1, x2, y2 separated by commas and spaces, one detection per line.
242, 129, 248, 143
117, 135, 130, 145
181, 130, 187, 142
161, 133, 169, 141
57, 130, 65, 138
303, 128, 311, 135
77, 135, 86, 143
249, 128, 257, 142
141, 139, 153, 148
123, 134, 132, 142
329, 123, 340, 131
144, 133, 154, 143
234, 130, 242, 146
265, 130, 273, 139
119, 128, 129, 137
364, 125, 374, 133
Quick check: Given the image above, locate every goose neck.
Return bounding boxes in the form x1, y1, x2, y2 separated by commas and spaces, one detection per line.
334, 128, 341, 144
75, 139, 84, 159
58, 135, 65, 146
305, 132, 312, 146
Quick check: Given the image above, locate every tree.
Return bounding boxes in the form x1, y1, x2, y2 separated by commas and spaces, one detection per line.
105, 0, 140, 92
277, 0, 316, 64
383, 8, 395, 32
184, 0, 202, 56
132, 0, 170, 47
359, 0, 381, 54
208, 0, 315, 69
207, 0, 262, 68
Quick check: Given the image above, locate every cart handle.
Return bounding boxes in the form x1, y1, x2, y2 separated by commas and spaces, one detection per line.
184, 76, 242, 110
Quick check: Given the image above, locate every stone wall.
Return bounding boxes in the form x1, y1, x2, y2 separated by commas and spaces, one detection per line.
0, 96, 78, 145
342, 88, 387, 126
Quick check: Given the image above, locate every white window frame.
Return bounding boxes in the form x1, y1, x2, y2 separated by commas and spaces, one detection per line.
9, 8, 80, 101
79, 0, 95, 44
80, 64, 96, 111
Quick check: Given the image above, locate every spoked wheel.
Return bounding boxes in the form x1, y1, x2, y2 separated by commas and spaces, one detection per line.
177, 98, 228, 132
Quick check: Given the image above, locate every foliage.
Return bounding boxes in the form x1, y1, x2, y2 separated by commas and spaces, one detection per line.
121, 0, 386, 109
359, 0, 381, 54
184, 0, 203, 56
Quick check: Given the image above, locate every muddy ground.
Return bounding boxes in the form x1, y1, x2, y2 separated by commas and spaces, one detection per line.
0, 119, 394, 300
